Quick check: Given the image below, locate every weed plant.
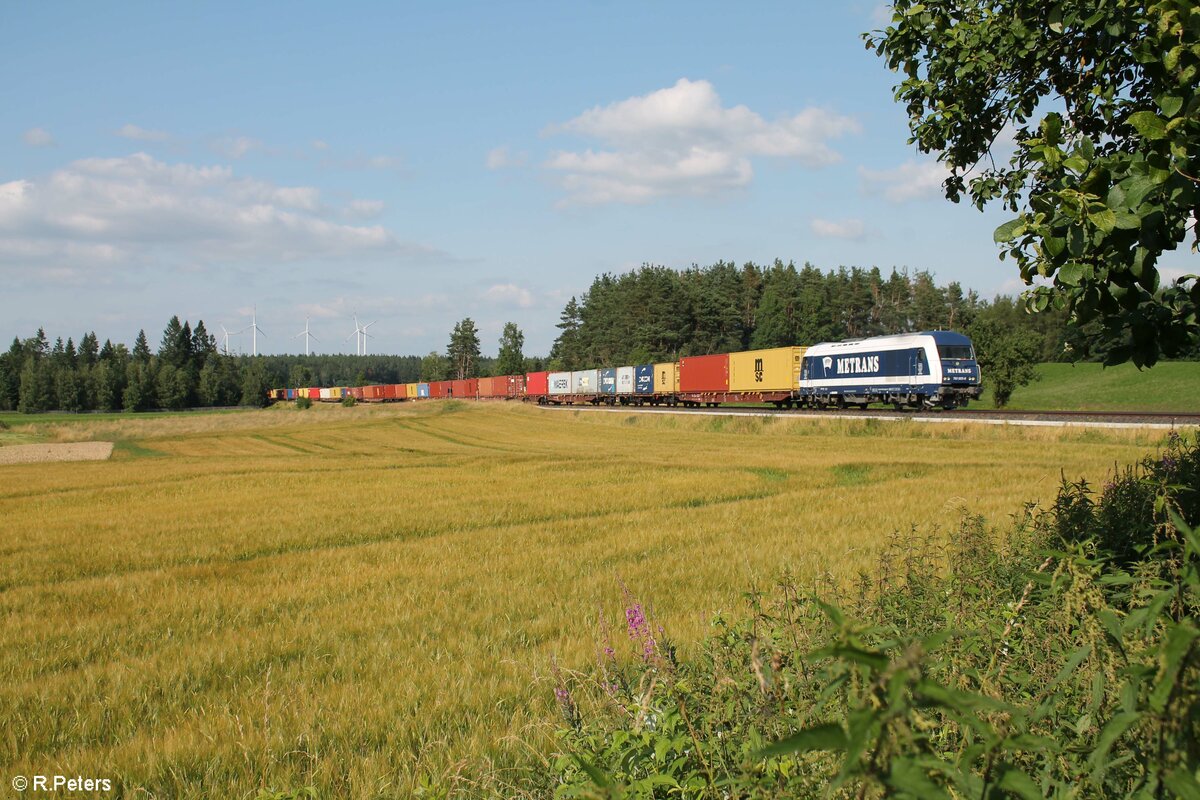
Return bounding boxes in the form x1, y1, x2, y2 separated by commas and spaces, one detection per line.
553, 433, 1200, 798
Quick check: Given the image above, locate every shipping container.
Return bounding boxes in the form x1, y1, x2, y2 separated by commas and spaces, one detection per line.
506, 374, 525, 396
286, 389, 295, 400
571, 369, 600, 395
614, 366, 635, 394
362, 385, 384, 400
728, 346, 806, 392
635, 365, 654, 395
478, 377, 496, 397
429, 381, 449, 398
548, 371, 571, 395
600, 368, 617, 395
679, 354, 729, 393
654, 362, 679, 393
527, 371, 550, 397
407, 383, 419, 398
417, 383, 430, 398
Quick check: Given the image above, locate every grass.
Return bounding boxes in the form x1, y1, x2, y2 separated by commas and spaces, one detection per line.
978, 360, 1200, 411
0, 401, 1180, 797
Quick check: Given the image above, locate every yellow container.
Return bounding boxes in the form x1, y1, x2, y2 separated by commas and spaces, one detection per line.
728, 347, 806, 392
405, 383, 418, 398
653, 361, 679, 393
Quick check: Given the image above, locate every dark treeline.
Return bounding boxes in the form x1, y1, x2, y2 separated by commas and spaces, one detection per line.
0, 316, 424, 414
548, 260, 1198, 369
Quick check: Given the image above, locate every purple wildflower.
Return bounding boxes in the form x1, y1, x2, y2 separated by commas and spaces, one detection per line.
1162, 455, 1178, 471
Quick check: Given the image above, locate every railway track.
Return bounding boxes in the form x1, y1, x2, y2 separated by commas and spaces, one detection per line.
538, 403, 1200, 429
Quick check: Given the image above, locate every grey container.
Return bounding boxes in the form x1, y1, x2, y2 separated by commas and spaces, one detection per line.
571, 369, 599, 394
548, 371, 572, 395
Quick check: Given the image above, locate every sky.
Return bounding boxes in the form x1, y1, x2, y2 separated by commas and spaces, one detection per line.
3, 2, 1193, 357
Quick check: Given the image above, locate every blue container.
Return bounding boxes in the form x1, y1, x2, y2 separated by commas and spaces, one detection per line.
417, 383, 430, 398
286, 389, 295, 400
635, 364, 654, 395
600, 368, 617, 395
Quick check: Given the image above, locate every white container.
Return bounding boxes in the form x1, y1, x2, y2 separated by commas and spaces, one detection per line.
548, 371, 572, 395
616, 366, 635, 394
571, 369, 599, 394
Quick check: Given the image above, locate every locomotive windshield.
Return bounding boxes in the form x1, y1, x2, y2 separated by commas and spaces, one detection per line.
937, 344, 974, 360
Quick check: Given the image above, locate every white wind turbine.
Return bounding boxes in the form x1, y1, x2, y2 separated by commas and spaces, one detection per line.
345, 314, 364, 356
219, 323, 241, 355
246, 306, 267, 356
360, 320, 376, 355
293, 316, 319, 356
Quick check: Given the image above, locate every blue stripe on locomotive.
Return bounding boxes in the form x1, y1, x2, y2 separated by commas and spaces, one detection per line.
804, 347, 930, 383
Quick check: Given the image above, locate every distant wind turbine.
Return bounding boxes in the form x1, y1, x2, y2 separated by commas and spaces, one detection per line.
345, 314, 364, 356
293, 316, 319, 356
247, 306, 266, 356
360, 320, 377, 355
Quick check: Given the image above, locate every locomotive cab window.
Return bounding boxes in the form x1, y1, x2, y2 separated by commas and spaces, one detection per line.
937, 344, 974, 360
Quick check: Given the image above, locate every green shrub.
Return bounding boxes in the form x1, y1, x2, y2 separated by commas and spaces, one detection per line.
340, 394, 356, 407
553, 433, 1200, 798
295, 396, 312, 410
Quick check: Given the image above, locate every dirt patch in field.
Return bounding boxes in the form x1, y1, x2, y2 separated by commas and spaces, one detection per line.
0, 442, 114, 465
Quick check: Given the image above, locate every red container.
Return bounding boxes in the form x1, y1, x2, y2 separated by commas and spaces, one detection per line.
363, 385, 385, 400
450, 378, 478, 398
382, 384, 400, 400
505, 374, 525, 396
478, 377, 497, 398
679, 353, 729, 392
429, 380, 450, 398
525, 371, 548, 397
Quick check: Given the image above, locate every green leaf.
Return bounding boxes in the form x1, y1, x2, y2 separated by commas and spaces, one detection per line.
886, 757, 951, 798
994, 217, 1025, 243
1127, 111, 1168, 140
1157, 94, 1184, 118
995, 764, 1042, 800
757, 723, 847, 758
1163, 768, 1200, 800
1058, 262, 1085, 286
1150, 623, 1199, 713
1089, 711, 1140, 779
1113, 210, 1141, 230
1091, 208, 1116, 233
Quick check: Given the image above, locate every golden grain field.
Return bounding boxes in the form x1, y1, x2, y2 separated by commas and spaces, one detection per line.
0, 402, 1173, 797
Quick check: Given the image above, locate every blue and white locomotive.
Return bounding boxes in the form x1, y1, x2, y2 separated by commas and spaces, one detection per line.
798, 331, 982, 410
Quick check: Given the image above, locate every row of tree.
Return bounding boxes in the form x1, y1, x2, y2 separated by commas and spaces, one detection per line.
0, 318, 427, 414
418, 320, 546, 381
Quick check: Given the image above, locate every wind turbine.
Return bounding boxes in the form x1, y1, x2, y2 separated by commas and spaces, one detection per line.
360, 320, 377, 355
247, 306, 266, 356
219, 324, 237, 355
345, 314, 364, 356
293, 316, 319, 356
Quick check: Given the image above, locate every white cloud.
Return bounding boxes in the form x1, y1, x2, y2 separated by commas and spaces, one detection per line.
211, 135, 263, 159
544, 78, 859, 204
483, 283, 536, 308
811, 217, 867, 240
486, 146, 527, 170
22, 127, 55, 147
0, 152, 443, 276
858, 159, 949, 203
311, 139, 329, 151
345, 199, 385, 219
116, 123, 171, 143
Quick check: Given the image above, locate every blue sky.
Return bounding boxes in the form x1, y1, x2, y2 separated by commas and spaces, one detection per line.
5, 2, 1189, 356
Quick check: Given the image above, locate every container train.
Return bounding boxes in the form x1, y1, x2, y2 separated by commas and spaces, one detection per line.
269, 331, 983, 411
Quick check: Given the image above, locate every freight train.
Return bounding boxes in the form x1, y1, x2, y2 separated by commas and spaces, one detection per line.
268, 331, 983, 411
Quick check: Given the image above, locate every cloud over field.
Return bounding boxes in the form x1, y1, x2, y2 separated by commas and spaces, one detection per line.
0, 152, 442, 276
545, 78, 859, 205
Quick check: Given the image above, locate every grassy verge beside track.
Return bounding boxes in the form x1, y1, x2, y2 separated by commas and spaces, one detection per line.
980, 360, 1199, 411
0, 402, 1175, 797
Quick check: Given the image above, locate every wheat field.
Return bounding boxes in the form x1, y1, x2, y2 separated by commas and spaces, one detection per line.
0, 402, 1172, 797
